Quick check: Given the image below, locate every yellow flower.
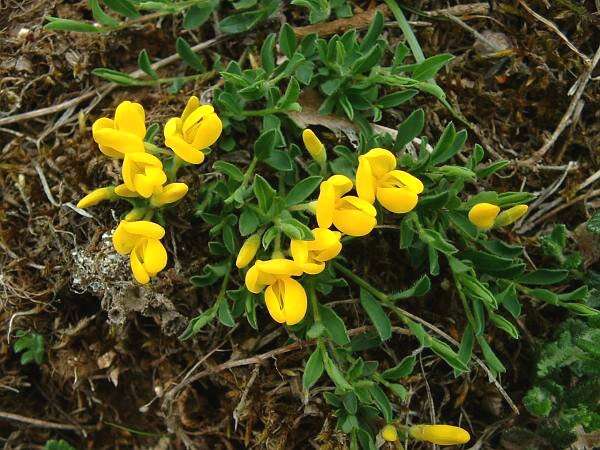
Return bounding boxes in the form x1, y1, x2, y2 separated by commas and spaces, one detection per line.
112, 220, 167, 284
150, 183, 189, 207
302, 128, 326, 165
317, 175, 377, 237
495, 204, 528, 227
468, 203, 500, 230
409, 424, 470, 446
77, 187, 115, 209
381, 425, 398, 442
290, 228, 342, 274
245, 259, 306, 325
122, 152, 165, 198
164, 96, 222, 164
356, 148, 424, 213
92, 100, 146, 158
236, 234, 261, 269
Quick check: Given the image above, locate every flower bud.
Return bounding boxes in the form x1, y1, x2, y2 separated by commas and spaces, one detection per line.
77, 187, 114, 209
494, 204, 528, 227
302, 129, 326, 165
468, 202, 500, 230
381, 424, 398, 442
236, 234, 261, 269
409, 424, 470, 446
151, 183, 189, 207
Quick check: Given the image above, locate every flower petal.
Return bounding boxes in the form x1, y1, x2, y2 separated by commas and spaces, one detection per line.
182, 104, 214, 135
333, 209, 377, 236
363, 148, 396, 178
377, 186, 419, 213
112, 221, 136, 255
327, 174, 353, 196
290, 239, 309, 265
316, 181, 335, 229
152, 183, 188, 206
143, 238, 167, 276
338, 195, 377, 217
130, 245, 150, 284
181, 96, 201, 122
256, 258, 303, 277
264, 282, 286, 324
94, 128, 144, 154
356, 156, 376, 204
190, 112, 222, 150
468, 203, 500, 230
114, 101, 146, 138
122, 221, 165, 239
134, 174, 155, 198
386, 170, 424, 194
165, 132, 205, 164
114, 184, 139, 198
281, 277, 307, 325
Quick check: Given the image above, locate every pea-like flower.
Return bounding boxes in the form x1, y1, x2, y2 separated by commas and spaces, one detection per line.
317, 175, 377, 237
121, 152, 165, 198
356, 148, 424, 213
164, 96, 222, 164
112, 220, 168, 284
236, 234, 261, 269
409, 424, 470, 446
468, 203, 528, 230
381, 424, 398, 442
92, 100, 146, 158
77, 187, 115, 209
114, 182, 189, 208
290, 228, 342, 274
245, 259, 306, 326
302, 128, 326, 165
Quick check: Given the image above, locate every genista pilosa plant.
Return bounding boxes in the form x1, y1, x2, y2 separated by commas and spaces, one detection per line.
67, 2, 600, 448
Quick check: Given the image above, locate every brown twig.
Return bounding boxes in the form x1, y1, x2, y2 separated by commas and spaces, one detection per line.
0, 410, 85, 432
0, 37, 225, 127
525, 45, 600, 164
517, 0, 591, 65
294, 5, 390, 38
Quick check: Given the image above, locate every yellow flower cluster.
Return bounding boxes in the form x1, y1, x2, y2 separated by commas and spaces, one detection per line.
77, 98, 222, 284
238, 131, 423, 326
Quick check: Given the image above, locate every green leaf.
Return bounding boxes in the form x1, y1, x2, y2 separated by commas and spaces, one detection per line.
360, 10, 384, 52
179, 304, 218, 340
213, 161, 244, 181
523, 387, 553, 417
219, 9, 266, 34
103, 0, 140, 18
92, 68, 142, 85
276, 77, 300, 108
253, 175, 276, 213
44, 17, 100, 33
265, 150, 293, 171
587, 211, 600, 234
343, 392, 358, 414
411, 53, 454, 81
260, 33, 276, 74
239, 209, 260, 236
13, 331, 45, 365
490, 312, 519, 339
254, 128, 278, 160
279, 23, 297, 58
319, 304, 350, 345
476, 160, 510, 178
518, 269, 569, 286
137, 49, 158, 79
176, 37, 205, 72
303, 347, 324, 390
430, 338, 469, 372
476, 335, 506, 375
359, 289, 391, 341
393, 109, 425, 151
292, 0, 330, 23
285, 176, 322, 206
382, 355, 416, 381
89, 0, 119, 26
183, 0, 217, 29
420, 228, 458, 254
368, 384, 393, 422
377, 90, 418, 108
44, 440, 76, 450
389, 276, 430, 300
322, 348, 352, 390
218, 299, 235, 327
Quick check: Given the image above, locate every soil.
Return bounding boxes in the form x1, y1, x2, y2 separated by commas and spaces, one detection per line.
1, 1, 599, 449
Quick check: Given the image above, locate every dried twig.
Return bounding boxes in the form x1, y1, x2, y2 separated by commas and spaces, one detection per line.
525, 45, 600, 163
517, 0, 591, 64
294, 5, 389, 38
0, 37, 225, 127
0, 410, 85, 432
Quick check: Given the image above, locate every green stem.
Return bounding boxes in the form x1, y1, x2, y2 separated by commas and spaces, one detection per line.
225, 157, 258, 204
144, 142, 171, 156
167, 155, 186, 182
307, 282, 321, 322
332, 261, 389, 303
384, 0, 425, 63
